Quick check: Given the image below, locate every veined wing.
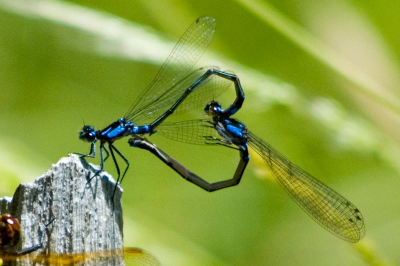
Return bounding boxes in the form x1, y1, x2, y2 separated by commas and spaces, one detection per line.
133, 68, 234, 125
124, 247, 160, 266
173, 69, 235, 115
124, 17, 216, 124
158, 119, 225, 145
0, 248, 159, 266
248, 131, 365, 242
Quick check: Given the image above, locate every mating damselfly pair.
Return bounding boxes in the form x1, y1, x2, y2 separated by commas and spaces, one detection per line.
76, 17, 365, 243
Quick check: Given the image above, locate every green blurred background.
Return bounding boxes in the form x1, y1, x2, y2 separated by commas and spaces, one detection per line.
0, 0, 399, 265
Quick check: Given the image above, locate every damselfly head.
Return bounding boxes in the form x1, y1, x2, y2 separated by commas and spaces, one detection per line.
204, 101, 222, 116
79, 126, 97, 142
0, 213, 21, 248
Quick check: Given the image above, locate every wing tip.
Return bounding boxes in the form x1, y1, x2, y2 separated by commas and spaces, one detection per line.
196, 16, 216, 27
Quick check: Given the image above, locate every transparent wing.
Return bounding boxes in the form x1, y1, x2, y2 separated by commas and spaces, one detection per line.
132, 68, 235, 125
124, 247, 160, 266
0, 249, 159, 265
248, 131, 365, 242
173, 69, 235, 115
124, 17, 216, 124
158, 119, 225, 145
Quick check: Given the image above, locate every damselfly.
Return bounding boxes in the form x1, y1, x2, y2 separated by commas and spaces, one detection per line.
129, 98, 365, 242
76, 17, 244, 191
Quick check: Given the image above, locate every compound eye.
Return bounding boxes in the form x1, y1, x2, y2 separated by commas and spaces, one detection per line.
204, 104, 211, 113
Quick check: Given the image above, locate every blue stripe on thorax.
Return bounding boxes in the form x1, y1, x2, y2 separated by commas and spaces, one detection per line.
226, 124, 243, 138
107, 125, 126, 138
101, 127, 112, 136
